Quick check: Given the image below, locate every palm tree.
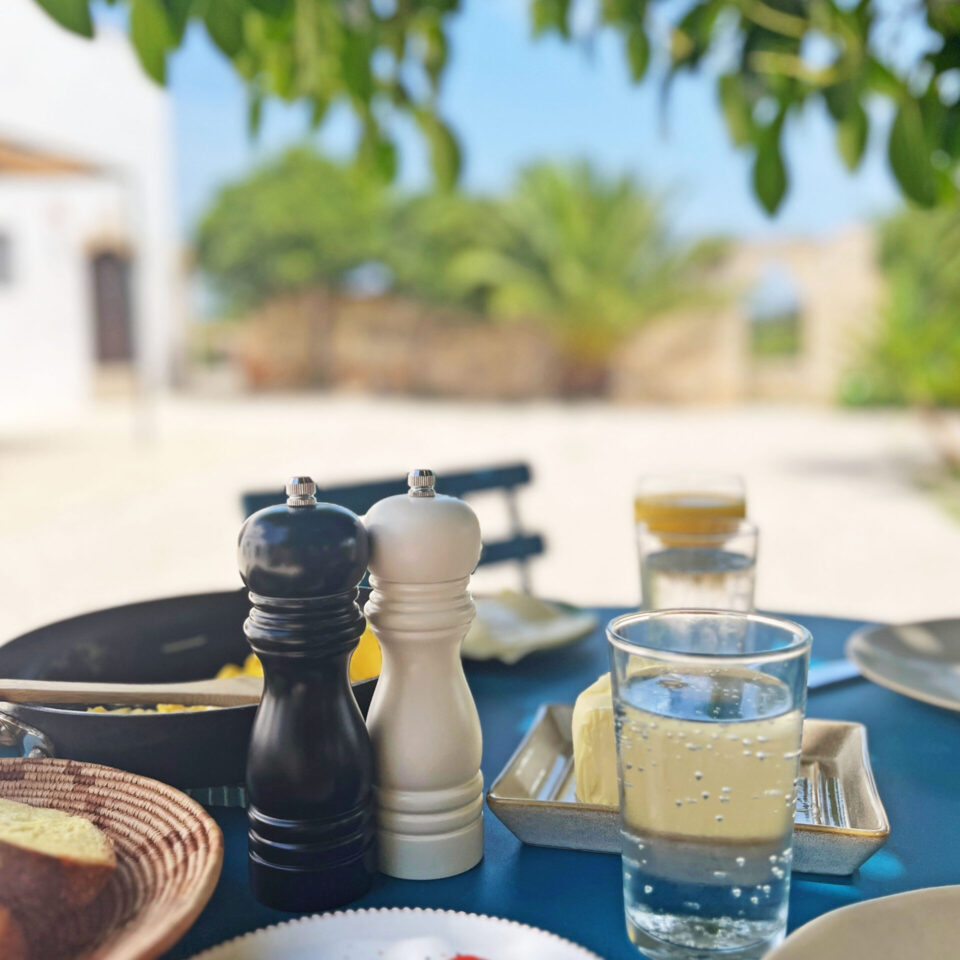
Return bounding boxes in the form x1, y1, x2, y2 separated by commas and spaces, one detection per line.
447, 161, 722, 391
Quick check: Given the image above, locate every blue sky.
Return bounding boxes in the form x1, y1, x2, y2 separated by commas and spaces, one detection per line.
108, 0, 902, 240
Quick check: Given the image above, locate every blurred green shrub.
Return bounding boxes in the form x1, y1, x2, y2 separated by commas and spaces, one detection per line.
443, 161, 724, 361
842, 208, 960, 407
195, 148, 388, 312
195, 149, 723, 363
751, 312, 801, 358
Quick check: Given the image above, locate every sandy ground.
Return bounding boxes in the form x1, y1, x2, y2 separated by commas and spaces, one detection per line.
1, 393, 958, 643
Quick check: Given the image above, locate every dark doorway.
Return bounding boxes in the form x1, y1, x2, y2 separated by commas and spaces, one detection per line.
90, 251, 134, 362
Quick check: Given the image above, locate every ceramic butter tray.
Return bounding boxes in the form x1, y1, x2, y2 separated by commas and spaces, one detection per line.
487, 705, 889, 876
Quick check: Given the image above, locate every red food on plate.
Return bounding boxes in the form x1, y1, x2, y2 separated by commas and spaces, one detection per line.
452, 955, 488, 960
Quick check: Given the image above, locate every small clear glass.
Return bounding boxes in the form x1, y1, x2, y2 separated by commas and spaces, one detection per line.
638, 520, 759, 612
607, 610, 810, 960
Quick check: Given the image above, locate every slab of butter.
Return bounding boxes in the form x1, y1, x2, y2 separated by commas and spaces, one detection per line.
571, 672, 619, 806
572, 670, 802, 842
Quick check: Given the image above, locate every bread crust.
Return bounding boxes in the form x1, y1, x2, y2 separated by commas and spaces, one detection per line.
0, 835, 115, 913
0, 905, 27, 960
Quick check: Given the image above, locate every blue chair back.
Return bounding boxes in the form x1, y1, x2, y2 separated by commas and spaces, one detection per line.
242, 463, 545, 590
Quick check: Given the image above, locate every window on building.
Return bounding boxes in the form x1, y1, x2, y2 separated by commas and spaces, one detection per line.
0, 234, 12, 284
747, 263, 802, 358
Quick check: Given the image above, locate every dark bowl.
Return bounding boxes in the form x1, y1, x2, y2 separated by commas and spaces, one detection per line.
0, 588, 376, 789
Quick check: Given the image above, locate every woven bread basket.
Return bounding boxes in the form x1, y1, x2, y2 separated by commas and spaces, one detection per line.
0, 757, 223, 960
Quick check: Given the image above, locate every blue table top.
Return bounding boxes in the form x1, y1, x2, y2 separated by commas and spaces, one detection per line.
166, 609, 960, 959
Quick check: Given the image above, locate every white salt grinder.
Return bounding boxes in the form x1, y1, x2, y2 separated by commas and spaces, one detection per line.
363, 468, 484, 880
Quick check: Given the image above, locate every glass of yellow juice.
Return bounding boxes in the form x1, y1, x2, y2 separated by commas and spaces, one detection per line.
634, 473, 746, 537
607, 610, 810, 960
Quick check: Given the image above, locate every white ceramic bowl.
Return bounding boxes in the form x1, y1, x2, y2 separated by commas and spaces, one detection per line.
188, 907, 603, 960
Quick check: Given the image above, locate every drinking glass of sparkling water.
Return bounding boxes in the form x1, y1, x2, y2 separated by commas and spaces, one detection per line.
638, 520, 758, 612
607, 610, 810, 960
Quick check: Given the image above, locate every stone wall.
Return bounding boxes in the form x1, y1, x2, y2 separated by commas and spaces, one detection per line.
233, 293, 562, 400
608, 308, 746, 404
225, 227, 882, 404
608, 227, 882, 404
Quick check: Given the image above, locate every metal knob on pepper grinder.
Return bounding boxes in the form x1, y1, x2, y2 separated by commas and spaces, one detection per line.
364, 468, 485, 879
238, 476, 377, 911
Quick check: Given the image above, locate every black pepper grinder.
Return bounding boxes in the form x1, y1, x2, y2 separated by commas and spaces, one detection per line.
238, 476, 377, 911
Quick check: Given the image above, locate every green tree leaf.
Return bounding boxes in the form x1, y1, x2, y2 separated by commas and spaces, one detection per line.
532, 0, 570, 38
942, 105, 960, 160
718, 74, 753, 146
626, 25, 650, 81
247, 90, 263, 138
418, 12, 448, 87
824, 81, 856, 122
309, 95, 330, 130
165, 0, 193, 42
34, 0, 93, 38
421, 116, 461, 191
671, 0, 720, 70
929, 34, 960, 72
204, 0, 245, 58
248, 0, 290, 13
359, 122, 398, 182
889, 98, 937, 207
340, 31, 373, 103
131, 0, 176, 83
864, 57, 904, 98
837, 100, 868, 171
753, 121, 787, 214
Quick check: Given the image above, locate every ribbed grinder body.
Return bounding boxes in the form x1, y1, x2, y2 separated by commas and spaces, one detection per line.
364, 470, 484, 880
238, 479, 376, 911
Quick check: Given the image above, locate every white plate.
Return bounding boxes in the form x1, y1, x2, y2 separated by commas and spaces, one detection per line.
463, 592, 597, 664
847, 619, 960, 712
767, 886, 960, 960
188, 907, 603, 960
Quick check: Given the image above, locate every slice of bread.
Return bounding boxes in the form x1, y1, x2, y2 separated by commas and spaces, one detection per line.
0, 797, 116, 913
0, 905, 27, 960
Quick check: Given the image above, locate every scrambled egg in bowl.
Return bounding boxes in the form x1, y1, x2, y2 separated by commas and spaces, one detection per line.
88, 626, 382, 714
216, 626, 382, 684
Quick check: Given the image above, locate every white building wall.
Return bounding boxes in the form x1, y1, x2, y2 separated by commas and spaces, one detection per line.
0, 0, 177, 428
0, 178, 129, 424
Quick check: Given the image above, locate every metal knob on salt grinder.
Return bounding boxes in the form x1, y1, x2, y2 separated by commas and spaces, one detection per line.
364, 468, 484, 879
238, 476, 377, 911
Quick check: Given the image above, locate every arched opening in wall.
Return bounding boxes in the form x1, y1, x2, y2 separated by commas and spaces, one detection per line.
89, 246, 135, 395
746, 262, 803, 360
